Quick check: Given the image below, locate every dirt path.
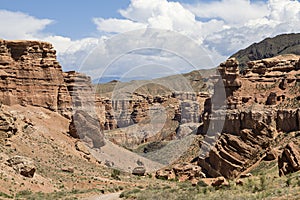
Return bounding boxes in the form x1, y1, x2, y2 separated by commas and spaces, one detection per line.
82, 192, 122, 200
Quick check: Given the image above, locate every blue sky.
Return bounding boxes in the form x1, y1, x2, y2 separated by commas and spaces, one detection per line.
0, 0, 268, 39
1, 0, 205, 39
0, 0, 299, 81
1, 0, 130, 39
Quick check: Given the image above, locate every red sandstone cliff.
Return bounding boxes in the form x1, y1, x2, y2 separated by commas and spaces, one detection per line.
0, 40, 72, 118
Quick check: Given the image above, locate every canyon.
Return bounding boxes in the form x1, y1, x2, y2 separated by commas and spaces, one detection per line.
0, 36, 299, 199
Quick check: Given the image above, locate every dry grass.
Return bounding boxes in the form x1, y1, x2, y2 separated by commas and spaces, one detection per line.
119, 161, 300, 200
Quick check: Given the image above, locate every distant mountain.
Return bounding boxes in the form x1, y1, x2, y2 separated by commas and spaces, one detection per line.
93, 76, 121, 84
95, 68, 216, 97
231, 33, 300, 70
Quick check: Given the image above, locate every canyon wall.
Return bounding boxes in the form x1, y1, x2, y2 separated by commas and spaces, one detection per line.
198, 55, 300, 178
0, 40, 72, 118
0, 39, 206, 149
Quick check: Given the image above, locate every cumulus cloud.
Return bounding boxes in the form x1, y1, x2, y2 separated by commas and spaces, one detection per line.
0, 0, 300, 81
75, 28, 219, 81
93, 18, 147, 33
201, 0, 300, 55
0, 9, 78, 54
0, 10, 52, 39
88, 0, 300, 80
95, 0, 203, 39
186, 0, 268, 25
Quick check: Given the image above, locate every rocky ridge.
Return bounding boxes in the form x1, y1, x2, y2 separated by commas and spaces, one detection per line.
231, 33, 300, 70
197, 55, 300, 179
156, 54, 300, 181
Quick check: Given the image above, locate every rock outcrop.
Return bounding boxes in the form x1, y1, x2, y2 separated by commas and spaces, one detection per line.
0, 40, 72, 118
64, 71, 95, 113
6, 156, 36, 178
197, 54, 300, 179
278, 142, 300, 176
69, 110, 105, 148
0, 105, 17, 144
99, 91, 206, 148
132, 166, 146, 176
156, 162, 205, 182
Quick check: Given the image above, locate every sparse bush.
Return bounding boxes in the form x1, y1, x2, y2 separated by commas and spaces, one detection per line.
286, 174, 292, 187
16, 189, 32, 198
197, 180, 208, 187
111, 168, 121, 180
119, 189, 141, 198
296, 176, 300, 187
137, 185, 144, 189
0, 192, 13, 199
259, 175, 267, 191
245, 178, 255, 191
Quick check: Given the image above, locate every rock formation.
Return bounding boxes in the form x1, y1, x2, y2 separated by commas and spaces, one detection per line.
98, 91, 207, 148
278, 142, 300, 176
2, 39, 299, 182
69, 110, 105, 148
197, 54, 300, 179
0, 105, 17, 144
231, 33, 300, 69
64, 71, 95, 114
6, 155, 36, 178
0, 40, 72, 118
156, 162, 205, 182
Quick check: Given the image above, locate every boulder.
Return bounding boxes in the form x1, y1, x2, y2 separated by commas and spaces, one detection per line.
155, 168, 176, 180
6, 156, 36, 178
132, 166, 146, 176
0, 108, 17, 143
156, 163, 205, 182
176, 123, 200, 139
69, 110, 105, 148
211, 176, 229, 187
278, 142, 300, 176
75, 141, 90, 155
264, 148, 278, 161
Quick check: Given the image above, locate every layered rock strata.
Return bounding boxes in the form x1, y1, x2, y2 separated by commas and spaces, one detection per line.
278, 142, 300, 176
0, 40, 72, 118
197, 55, 300, 179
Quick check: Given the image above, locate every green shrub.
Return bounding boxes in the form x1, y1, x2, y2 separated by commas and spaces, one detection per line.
0, 192, 13, 199
260, 175, 267, 191
197, 180, 208, 187
16, 189, 32, 198
111, 169, 121, 180
119, 189, 141, 198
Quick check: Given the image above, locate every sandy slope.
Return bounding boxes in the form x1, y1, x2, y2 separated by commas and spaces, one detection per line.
90, 140, 163, 173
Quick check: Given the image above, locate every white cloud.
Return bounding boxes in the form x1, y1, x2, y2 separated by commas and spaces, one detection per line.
186, 0, 268, 25
0, 0, 300, 81
202, 0, 300, 55
0, 9, 77, 54
76, 28, 221, 80
268, 0, 300, 22
98, 0, 203, 39
93, 18, 147, 33
0, 10, 52, 39
88, 0, 300, 79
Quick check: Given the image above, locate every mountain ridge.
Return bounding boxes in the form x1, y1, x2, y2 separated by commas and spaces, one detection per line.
231, 33, 300, 70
